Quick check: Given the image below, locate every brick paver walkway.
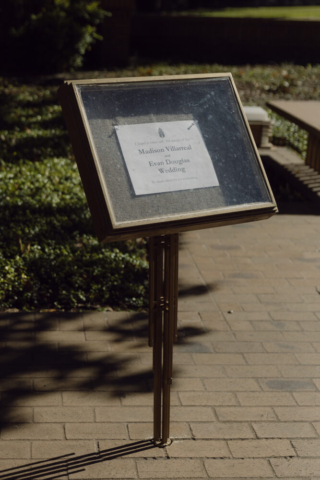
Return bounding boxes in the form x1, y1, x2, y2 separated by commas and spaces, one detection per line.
1, 208, 320, 479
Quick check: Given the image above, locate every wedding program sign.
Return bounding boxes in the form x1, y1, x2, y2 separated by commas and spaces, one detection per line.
58, 74, 277, 242
115, 120, 219, 195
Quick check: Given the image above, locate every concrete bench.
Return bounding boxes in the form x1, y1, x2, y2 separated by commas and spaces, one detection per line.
267, 100, 320, 173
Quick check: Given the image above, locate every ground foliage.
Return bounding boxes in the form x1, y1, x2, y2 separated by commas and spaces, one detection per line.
4, 0, 108, 73
167, 6, 320, 18
0, 62, 319, 311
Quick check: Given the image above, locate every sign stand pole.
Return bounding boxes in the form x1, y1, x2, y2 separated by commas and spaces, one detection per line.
149, 234, 179, 446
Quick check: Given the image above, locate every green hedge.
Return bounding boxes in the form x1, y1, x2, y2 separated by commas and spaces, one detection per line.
0, 79, 148, 311
1, 62, 319, 311
4, 0, 108, 72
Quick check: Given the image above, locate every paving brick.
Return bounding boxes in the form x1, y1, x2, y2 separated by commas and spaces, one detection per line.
192, 353, 246, 365
302, 294, 320, 303
204, 378, 260, 392
252, 320, 301, 331
292, 439, 320, 457
174, 341, 214, 353
216, 302, 244, 312
4, 368, 61, 379
275, 285, 317, 294
279, 365, 320, 377
98, 440, 166, 458
237, 392, 296, 406
0, 378, 33, 391
106, 311, 132, 323
139, 352, 192, 365
312, 422, 320, 435
287, 303, 320, 312
314, 343, 320, 353
108, 340, 150, 353
259, 378, 316, 391
283, 331, 320, 341
103, 349, 146, 367
235, 332, 285, 342
199, 319, 231, 332
271, 311, 317, 321
128, 422, 191, 440
216, 407, 276, 421
35, 313, 59, 330
168, 439, 230, 458
231, 286, 275, 294
258, 294, 303, 303
170, 406, 215, 422
35, 331, 85, 342
191, 422, 255, 439
253, 422, 317, 438
291, 279, 320, 288
85, 331, 133, 342
294, 393, 320, 405
83, 311, 107, 330
263, 342, 315, 353
275, 406, 320, 421
228, 439, 295, 458
212, 341, 265, 353
179, 312, 204, 323
66, 423, 127, 440
96, 407, 152, 423
223, 312, 271, 321
244, 353, 298, 365
69, 458, 137, 479
178, 301, 219, 312
32, 440, 96, 458
121, 392, 180, 406
137, 458, 207, 478
226, 319, 254, 331
2, 424, 64, 440
205, 458, 273, 477
171, 378, 204, 391
0, 441, 31, 458
296, 353, 320, 365
300, 321, 320, 331
213, 293, 260, 304
179, 392, 238, 406
34, 378, 92, 391
78, 341, 111, 352
3, 407, 33, 423
62, 392, 121, 406
174, 365, 225, 377
0, 459, 68, 479
271, 458, 320, 477
242, 302, 287, 311
59, 313, 85, 332
193, 331, 236, 342
225, 366, 280, 378
34, 407, 94, 423
198, 311, 224, 321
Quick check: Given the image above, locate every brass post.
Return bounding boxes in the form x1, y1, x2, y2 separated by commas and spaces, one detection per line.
148, 233, 179, 446
148, 237, 155, 348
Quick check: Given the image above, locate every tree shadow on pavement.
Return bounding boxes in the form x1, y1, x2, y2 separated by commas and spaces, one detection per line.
0, 309, 207, 427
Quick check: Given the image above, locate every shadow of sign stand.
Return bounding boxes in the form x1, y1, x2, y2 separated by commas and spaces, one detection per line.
58, 74, 277, 445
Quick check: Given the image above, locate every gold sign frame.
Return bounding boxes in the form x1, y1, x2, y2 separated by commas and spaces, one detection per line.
59, 74, 277, 243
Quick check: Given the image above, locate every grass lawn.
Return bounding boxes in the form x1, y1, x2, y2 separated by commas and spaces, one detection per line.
0, 62, 319, 311
173, 6, 320, 19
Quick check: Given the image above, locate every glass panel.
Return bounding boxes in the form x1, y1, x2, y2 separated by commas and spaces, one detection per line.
76, 78, 271, 224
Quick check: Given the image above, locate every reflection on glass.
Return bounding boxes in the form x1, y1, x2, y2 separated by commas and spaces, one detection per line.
77, 78, 271, 224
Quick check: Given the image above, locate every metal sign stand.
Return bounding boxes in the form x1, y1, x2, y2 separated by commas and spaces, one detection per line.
148, 234, 179, 446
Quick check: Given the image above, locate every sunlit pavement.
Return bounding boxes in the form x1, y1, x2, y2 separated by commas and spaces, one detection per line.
1, 207, 320, 479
